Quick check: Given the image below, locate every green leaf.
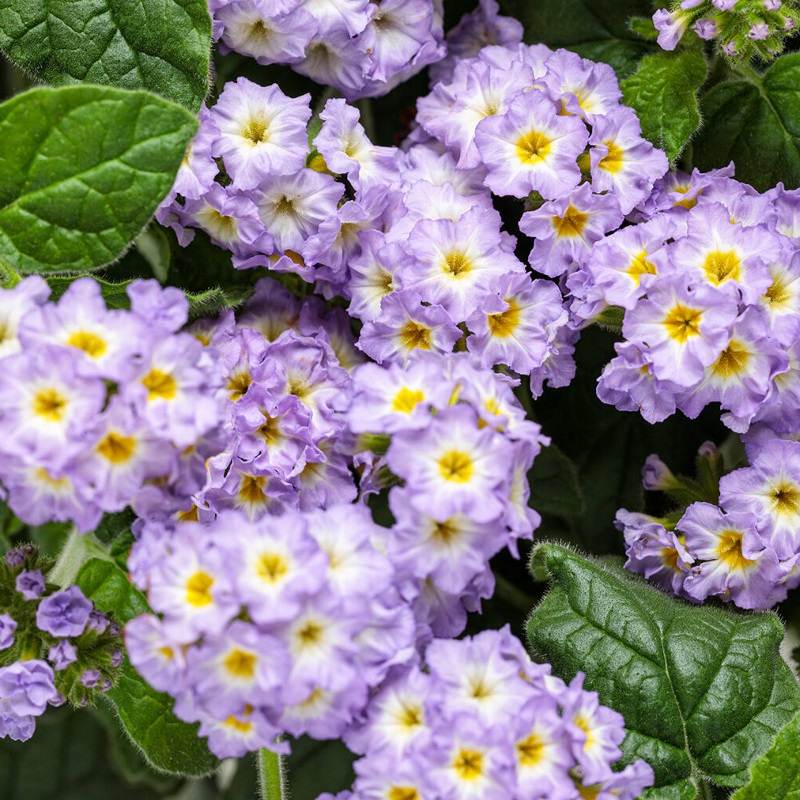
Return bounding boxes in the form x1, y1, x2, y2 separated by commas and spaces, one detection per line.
0, 707, 175, 799
621, 50, 707, 164
528, 442, 585, 517
76, 557, 220, 777
75, 557, 147, 623
731, 712, 800, 799
501, 0, 657, 79
0, 0, 211, 111
527, 544, 800, 791
46, 275, 134, 308
0, 85, 197, 274
693, 54, 800, 191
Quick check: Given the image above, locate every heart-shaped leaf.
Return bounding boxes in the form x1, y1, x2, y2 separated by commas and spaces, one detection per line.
0, 0, 211, 111
527, 543, 800, 792
0, 85, 197, 274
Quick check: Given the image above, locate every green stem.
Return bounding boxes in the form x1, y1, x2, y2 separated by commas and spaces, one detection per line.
256, 748, 286, 800
48, 527, 111, 588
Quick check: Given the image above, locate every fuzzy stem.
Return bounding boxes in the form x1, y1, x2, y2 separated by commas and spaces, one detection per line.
257, 748, 287, 800
48, 527, 111, 588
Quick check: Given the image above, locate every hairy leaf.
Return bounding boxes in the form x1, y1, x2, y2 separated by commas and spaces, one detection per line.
622, 49, 707, 164
501, 0, 657, 78
0, 85, 196, 274
76, 557, 220, 777
0, 707, 172, 799
0, 0, 211, 111
527, 543, 800, 790
693, 54, 800, 191
731, 712, 800, 799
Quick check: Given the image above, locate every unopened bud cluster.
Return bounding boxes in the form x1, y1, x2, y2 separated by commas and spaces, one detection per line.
0, 545, 122, 741
654, 0, 800, 60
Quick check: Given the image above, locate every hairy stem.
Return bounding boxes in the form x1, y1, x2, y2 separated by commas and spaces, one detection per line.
257, 748, 287, 800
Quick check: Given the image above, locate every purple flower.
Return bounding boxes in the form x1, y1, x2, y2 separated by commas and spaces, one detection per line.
36, 586, 93, 638
49, 640, 78, 670
15, 569, 45, 601
0, 615, 17, 650
475, 88, 588, 199
653, 9, 690, 50
0, 660, 57, 716
210, 78, 311, 190
80, 669, 101, 688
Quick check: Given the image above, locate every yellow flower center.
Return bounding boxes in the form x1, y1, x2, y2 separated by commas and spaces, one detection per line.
516, 733, 545, 767
142, 369, 177, 400
388, 788, 419, 800
716, 529, 754, 571
516, 130, 551, 164
399, 321, 431, 351
97, 431, 137, 464
185, 571, 214, 607
242, 117, 270, 145
627, 250, 657, 283
663, 304, 702, 343
224, 648, 257, 678
770, 481, 800, 515
32, 388, 68, 421
703, 250, 742, 285
711, 340, 750, 378
66, 330, 107, 358
438, 451, 474, 483
453, 749, 484, 781
487, 299, 521, 337
552, 204, 589, 237
442, 251, 472, 278
391, 387, 425, 414
227, 371, 252, 401
256, 552, 288, 584
598, 141, 624, 173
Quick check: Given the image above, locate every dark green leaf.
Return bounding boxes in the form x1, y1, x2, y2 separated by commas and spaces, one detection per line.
105, 664, 220, 777
0, 0, 211, 111
47, 275, 134, 308
527, 543, 800, 790
693, 54, 800, 191
622, 50, 707, 164
501, 0, 657, 79
0, 707, 173, 799
528, 442, 585, 517
75, 557, 147, 623
731, 712, 800, 799
285, 737, 356, 800
0, 85, 197, 274
76, 557, 220, 777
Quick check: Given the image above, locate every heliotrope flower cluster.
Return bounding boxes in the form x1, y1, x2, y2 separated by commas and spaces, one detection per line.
570, 167, 800, 434
126, 504, 418, 757
653, 0, 800, 60
347, 350, 547, 637
618, 435, 800, 610
209, 0, 446, 98
0, 545, 122, 741
323, 628, 654, 800
172, 276, 364, 523
0, 276, 225, 531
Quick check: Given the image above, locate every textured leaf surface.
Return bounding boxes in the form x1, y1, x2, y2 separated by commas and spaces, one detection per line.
76, 557, 220, 777
0, 85, 196, 274
732, 712, 800, 799
693, 54, 800, 191
0, 0, 211, 111
0, 707, 170, 799
622, 49, 707, 163
527, 543, 800, 790
501, 0, 657, 78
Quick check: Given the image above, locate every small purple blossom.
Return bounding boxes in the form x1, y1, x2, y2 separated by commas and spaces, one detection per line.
15, 570, 45, 601
36, 586, 93, 638
0, 615, 17, 650
49, 640, 78, 671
